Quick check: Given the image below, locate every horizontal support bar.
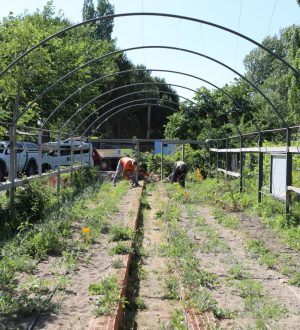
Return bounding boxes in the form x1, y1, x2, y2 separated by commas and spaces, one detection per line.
210, 146, 300, 153
0, 165, 90, 192
287, 185, 300, 195
217, 168, 240, 177
92, 138, 206, 145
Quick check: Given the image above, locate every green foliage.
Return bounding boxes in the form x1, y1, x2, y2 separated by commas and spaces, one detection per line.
169, 309, 188, 330
288, 272, 300, 286
89, 276, 121, 316
163, 276, 180, 300
10, 179, 56, 230
109, 225, 133, 241
212, 208, 239, 229
245, 239, 277, 269
110, 242, 132, 255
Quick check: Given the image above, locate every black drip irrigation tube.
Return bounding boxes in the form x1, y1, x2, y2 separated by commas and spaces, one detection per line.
26, 282, 59, 330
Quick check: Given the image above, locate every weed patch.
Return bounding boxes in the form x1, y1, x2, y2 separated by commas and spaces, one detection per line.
89, 276, 123, 316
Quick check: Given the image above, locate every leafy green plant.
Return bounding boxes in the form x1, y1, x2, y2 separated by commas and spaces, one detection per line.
163, 276, 180, 300
245, 239, 277, 269
110, 242, 132, 255
134, 297, 147, 310
0, 261, 16, 290
238, 279, 263, 298
109, 225, 133, 242
111, 258, 124, 269
61, 250, 80, 271
212, 208, 239, 229
169, 309, 188, 330
288, 272, 300, 287
228, 264, 249, 280
89, 276, 122, 316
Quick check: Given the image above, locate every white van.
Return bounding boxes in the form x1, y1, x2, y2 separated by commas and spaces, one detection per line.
42, 140, 94, 171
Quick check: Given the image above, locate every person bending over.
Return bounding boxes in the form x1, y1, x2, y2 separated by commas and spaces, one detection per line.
113, 157, 139, 187
172, 160, 187, 188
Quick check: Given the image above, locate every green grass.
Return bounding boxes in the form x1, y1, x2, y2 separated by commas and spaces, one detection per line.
0, 180, 129, 319
186, 178, 300, 251
212, 208, 239, 229
89, 276, 123, 316
109, 225, 133, 242
245, 239, 277, 269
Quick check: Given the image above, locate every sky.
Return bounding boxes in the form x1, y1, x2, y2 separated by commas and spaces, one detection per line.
1, 0, 300, 101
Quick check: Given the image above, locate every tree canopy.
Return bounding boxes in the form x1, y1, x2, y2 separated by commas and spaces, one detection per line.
0, 1, 179, 139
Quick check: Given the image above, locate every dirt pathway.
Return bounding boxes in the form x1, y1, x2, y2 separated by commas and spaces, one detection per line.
14, 185, 143, 330
179, 201, 300, 329
133, 185, 182, 329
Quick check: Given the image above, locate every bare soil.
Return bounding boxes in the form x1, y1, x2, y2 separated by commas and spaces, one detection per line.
134, 188, 182, 329
3, 184, 142, 330
4, 181, 299, 330
179, 197, 300, 329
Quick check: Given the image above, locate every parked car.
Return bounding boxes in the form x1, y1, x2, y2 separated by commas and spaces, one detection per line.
0, 141, 39, 181
42, 140, 94, 171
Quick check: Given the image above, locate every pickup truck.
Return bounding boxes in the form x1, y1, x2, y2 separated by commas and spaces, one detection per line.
0, 141, 39, 181
41, 140, 94, 171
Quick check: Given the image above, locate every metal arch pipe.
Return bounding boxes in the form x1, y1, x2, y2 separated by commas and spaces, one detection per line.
81, 96, 179, 136
21, 46, 285, 127
71, 82, 244, 135
83, 97, 178, 136
74, 89, 208, 134
1, 12, 298, 79
48, 68, 259, 132
90, 102, 178, 135
46, 68, 213, 129
75, 89, 242, 137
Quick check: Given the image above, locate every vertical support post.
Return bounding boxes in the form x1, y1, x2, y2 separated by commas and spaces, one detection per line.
225, 137, 229, 179
182, 144, 185, 162
258, 132, 264, 203
285, 127, 292, 223
239, 135, 243, 193
136, 140, 140, 161
208, 140, 211, 177
57, 135, 61, 210
38, 131, 42, 177
9, 125, 16, 219
216, 139, 219, 181
9, 83, 21, 219
161, 141, 164, 181
147, 105, 151, 139
70, 136, 74, 175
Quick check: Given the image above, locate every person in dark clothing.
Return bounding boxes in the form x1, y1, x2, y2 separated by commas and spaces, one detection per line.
171, 160, 187, 187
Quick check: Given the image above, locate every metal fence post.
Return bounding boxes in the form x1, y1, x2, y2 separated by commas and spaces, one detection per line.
57, 135, 61, 210
182, 144, 185, 162
225, 137, 229, 179
208, 140, 211, 177
161, 141, 164, 181
258, 132, 263, 203
216, 139, 219, 181
286, 127, 292, 223
9, 125, 16, 219
239, 135, 243, 193
38, 131, 42, 176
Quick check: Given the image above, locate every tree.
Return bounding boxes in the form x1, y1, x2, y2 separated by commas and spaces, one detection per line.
82, 0, 95, 21
95, 0, 114, 40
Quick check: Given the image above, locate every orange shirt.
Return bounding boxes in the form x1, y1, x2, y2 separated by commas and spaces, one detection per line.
120, 157, 135, 171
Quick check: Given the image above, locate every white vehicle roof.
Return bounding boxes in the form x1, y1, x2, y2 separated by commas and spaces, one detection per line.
42, 141, 91, 150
